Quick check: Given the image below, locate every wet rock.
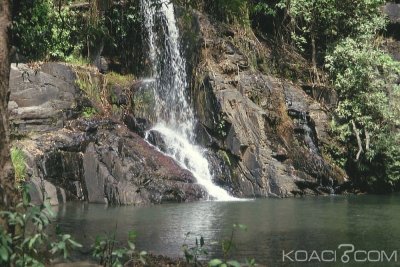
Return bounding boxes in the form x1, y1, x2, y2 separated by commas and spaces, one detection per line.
123, 114, 151, 137
9, 63, 206, 206
130, 79, 157, 123
146, 130, 167, 152
187, 12, 347, 198
15, 120, 206, 206
194, 123, 214, 148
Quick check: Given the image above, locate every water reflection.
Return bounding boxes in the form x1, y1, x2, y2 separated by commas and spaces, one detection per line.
55, 195, 400, 266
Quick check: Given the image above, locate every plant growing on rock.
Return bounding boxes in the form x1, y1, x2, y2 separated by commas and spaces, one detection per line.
82, 107, 98, 119
10, 147, 26, 185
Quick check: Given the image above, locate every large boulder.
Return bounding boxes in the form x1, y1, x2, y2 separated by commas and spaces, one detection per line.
8, 63, 79, 135
15, 119, 206, 205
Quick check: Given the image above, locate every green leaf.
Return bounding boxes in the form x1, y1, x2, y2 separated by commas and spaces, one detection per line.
0, 246, 9, 261
209, 258, 223, 266
68, 239, 82, 248
227, 260, 241, 267
128, 230, 137, 241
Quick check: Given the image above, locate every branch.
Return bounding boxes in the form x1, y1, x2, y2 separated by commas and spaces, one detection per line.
365, 130, 370, 151
351, 121, 363, 161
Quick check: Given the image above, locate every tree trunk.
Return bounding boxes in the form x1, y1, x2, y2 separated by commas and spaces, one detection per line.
311, 31, 320, 85
0, 0, 17, 210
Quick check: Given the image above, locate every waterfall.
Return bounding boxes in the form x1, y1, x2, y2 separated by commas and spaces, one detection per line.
140, 0, 236, 201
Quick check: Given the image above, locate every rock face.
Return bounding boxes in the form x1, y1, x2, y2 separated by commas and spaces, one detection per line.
8, 11, 349, 204
383, 3, 400, 61
186, 12, 346, 197
9, 63, 206, 205
384, 3, 400, 24
8, 63, 79, 135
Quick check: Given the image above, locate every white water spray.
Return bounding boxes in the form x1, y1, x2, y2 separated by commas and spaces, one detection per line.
140, 0, 236, 201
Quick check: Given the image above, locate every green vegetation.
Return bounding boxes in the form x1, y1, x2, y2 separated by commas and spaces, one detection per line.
12, 0, 78, 60
10, 147, 26, 185
326, 38, 400, 191
0, 186, 82, 266
12, 0, 141, 73
92, 229, 147, 267
65, 55, 90, 66
250, 0, 400, 192
182, 234, 207, 266
75, 71, 102, 103
105, 72, 134, 88
208, 0, 250, 25
82, 107, 98, 118
0, 185, 150, 267
183, 224, 256, 267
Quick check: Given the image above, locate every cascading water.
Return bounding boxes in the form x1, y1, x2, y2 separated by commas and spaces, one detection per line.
140, 0, 236, 201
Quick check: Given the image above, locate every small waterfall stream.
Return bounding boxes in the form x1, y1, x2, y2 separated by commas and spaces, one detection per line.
140, 0, 235, 201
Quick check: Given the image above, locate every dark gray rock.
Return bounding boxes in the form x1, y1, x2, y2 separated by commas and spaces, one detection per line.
187, 13, 347, 198
109, 85, 128, 106
384, 3, 400, 23
16, 119, 206, 206
8, 63, 79, 135
9, 62, 206, 206
146, 129, 167, 153
123, 114, 151, 137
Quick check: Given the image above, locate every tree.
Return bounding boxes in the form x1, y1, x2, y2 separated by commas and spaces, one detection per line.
0, 0, 17, 210
252, 0, 386, 82
326, 38, 400, 191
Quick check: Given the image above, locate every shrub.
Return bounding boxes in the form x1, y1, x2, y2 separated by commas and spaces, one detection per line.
0, 185, 82, 266
12, 0, 78, 60
325, 38, 400, 190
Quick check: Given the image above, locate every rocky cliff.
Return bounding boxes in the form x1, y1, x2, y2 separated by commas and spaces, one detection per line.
187, 13, 346, 197
9, 63, 205, 205
9, 8, 350, 205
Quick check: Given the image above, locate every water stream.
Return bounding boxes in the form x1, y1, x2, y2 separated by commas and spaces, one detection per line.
140, 0, 235, 200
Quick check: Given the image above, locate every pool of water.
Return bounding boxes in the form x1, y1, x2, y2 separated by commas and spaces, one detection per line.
55, 195, 400, 266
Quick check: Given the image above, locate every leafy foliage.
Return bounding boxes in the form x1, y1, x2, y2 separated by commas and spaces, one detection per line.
253, 0, 399, 191
82, 107, 98, 118
92, 229, 146, 267
182, 233, 208, 266
326, 38, 400, 190
252, 0, 385, 64
103, 0, 142, 73
0, 185, 82, 267
12, 0, 78, 60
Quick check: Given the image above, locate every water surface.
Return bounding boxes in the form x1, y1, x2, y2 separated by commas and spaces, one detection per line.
55, 195, 400, 266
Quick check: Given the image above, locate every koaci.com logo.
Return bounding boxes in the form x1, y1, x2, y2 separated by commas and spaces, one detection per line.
282, 244, 398, 263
